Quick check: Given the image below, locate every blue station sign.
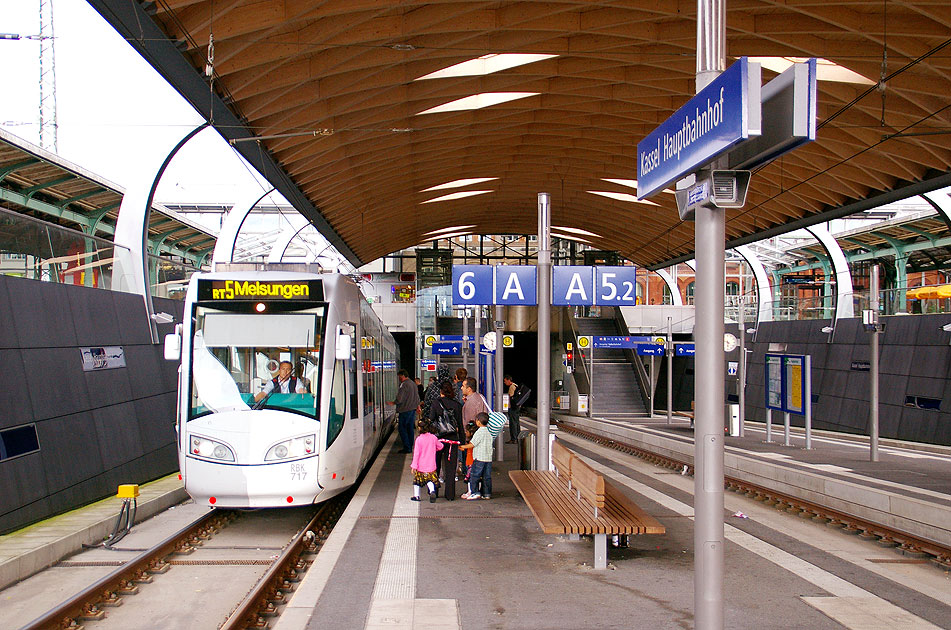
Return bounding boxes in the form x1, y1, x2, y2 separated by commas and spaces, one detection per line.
553, 266, 638, 306
431, 342, 461, 355
636, 344, 665, 356
637, 57, 759, 200
675, 343, 696, 357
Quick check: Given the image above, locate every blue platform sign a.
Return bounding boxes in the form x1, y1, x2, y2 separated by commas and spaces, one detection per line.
553, 266, 594, 305
595, 266, 638, 305
495, 266, 536, 305
637, 57, 756, 200
452, 265, 494, 305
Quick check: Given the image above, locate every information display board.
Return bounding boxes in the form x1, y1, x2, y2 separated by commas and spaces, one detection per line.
765, 353, 807, 414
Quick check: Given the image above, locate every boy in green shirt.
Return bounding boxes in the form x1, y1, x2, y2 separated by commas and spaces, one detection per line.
459, 412, 493, 499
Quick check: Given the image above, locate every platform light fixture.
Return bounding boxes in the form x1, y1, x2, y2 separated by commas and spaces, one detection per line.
414, 53, 557, 81
416, 93, 540, 115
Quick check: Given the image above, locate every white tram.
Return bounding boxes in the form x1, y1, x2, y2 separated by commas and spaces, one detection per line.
164, 270, 397, 508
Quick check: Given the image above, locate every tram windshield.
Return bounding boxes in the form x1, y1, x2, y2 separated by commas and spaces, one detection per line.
188, 306, 325, 420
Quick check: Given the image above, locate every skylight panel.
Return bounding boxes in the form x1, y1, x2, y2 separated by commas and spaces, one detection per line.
587, 191, 659, 206
602, 179, 674, 195
748, 57, 874, 85
423, 224, 477, 237
421, 178, 498, 192
420, 190, 493, 204
552, 225, 602, 239
414, 53, 557, 81
416, 93, 540, 115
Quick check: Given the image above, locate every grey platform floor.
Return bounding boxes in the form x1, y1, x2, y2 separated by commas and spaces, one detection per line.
276, 431, 951, 630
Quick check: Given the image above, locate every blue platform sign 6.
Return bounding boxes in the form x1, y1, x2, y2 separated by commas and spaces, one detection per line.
495, 266, 536, 305
596, 266, 638, 305
637, 57, 756, 200
452, 265, 494, 305
553, 266, 594, 305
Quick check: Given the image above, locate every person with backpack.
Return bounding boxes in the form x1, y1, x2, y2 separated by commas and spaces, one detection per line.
428, 381, 464, 501
503, 374, 527, 444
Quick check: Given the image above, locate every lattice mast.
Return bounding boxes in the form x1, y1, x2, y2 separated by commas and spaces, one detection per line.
38, 0, 57, 152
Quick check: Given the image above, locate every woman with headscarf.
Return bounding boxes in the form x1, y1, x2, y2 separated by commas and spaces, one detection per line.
421, 364, 451, 420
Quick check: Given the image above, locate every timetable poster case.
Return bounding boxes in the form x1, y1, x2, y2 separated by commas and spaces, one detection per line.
764, 353, 807, 415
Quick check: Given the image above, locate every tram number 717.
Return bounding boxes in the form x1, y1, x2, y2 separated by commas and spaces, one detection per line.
290, 462, 308, 480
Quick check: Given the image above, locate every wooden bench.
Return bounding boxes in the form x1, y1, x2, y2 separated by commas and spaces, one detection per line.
509, 439, 665, 569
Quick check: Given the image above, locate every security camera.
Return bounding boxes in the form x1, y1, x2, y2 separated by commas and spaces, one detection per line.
941, 323, 951, 332
821, 326, 834, 334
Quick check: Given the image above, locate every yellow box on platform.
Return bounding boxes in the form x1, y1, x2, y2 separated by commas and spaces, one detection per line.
117, 484, 140, 498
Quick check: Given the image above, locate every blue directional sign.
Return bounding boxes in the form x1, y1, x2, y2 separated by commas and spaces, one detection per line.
495, 266, 536, 305
595, 266, 638, 305
675, 343, 696, 357
592, 336, 638, 349
431, 342, 461, 355
553, 266, 594, 305
452, 265, 494, 305
637, 57, 759, 200
636, 344, 665, 356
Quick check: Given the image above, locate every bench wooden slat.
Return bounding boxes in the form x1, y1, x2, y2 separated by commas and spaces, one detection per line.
551, 439, 573, 480
509, 471, 566, 534
570, 457, 605, 511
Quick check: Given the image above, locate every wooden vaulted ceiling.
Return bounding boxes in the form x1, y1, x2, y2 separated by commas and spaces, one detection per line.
92, 0, 951, 268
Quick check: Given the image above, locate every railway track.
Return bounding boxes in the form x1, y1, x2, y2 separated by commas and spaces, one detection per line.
556, 420, 951, 571
18, 495, 350, 630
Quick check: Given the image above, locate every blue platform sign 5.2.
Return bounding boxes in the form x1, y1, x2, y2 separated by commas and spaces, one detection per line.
553, 266, 594, 305
495, 266, 536, 305
637, 57, 758, 200
595, 266, 637, 305
452, 265, 494, 305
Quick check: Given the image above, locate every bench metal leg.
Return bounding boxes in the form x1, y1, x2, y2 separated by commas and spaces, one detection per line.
594, 534, 607, 569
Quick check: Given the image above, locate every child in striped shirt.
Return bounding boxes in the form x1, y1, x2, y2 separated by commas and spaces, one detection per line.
458, 412, 492, 500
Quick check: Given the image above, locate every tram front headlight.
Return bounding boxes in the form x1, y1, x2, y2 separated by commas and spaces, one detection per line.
188, 434, 235, 462
265, 434, 316, 461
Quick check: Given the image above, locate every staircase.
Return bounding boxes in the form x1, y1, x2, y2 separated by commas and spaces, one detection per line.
573, 317, 649, 418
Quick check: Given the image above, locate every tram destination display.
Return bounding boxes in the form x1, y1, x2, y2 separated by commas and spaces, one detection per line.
197, 279, 324, 302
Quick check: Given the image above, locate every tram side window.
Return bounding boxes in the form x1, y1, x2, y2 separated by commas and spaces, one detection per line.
328, 359, 346, 447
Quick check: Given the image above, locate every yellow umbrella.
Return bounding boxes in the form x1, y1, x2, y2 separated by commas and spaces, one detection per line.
936, 285, 951, 299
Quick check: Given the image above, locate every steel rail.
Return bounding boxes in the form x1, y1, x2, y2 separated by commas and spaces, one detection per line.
557, 421, 951, 570
219, 497, 344, 630
19, 509, 227, 630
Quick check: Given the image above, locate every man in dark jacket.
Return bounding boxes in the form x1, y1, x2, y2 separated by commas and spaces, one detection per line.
394, 369, 420, 453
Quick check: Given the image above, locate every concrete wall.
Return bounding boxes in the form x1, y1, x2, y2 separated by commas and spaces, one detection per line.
730, 314, 951, 446
0, 275, 181, 533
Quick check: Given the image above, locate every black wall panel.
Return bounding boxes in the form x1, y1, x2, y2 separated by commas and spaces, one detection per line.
6, 276, 78, 348
0, 275, 182, 534
21, 348, 93, 420
0, 350, 33, 426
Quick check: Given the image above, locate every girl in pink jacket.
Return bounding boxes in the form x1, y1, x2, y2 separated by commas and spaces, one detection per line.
411, 419, 444, 502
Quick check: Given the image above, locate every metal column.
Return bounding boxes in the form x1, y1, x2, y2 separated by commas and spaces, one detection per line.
495, 305, 504, 458
694, 1, 726, 628
870, 265, 880, 462
536, 193, 552, 471
667, 317, 673, 424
